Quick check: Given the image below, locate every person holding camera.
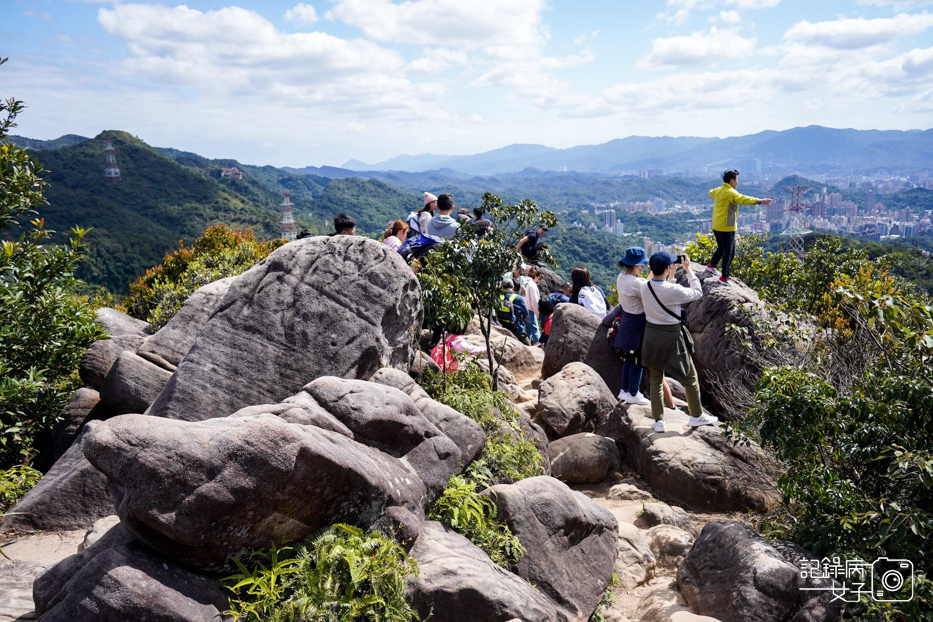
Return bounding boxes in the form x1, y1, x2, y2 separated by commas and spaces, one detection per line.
639, 252, 718, 433
707, 169, 773, 284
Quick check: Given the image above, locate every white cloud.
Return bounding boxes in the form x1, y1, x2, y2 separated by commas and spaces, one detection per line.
406, 48, 469, 73
96, 3, 429, 115
857, 0, 933, 7
284, 3, 319, 25
714, 10, 742, 24
785, 13, 933, 50
637, 27, 756, 69
326, 0, 548, 61
662, 0, 777, 23
573, 30, 599, 46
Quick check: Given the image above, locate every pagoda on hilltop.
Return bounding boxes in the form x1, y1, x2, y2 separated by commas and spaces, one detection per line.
280, 191, 297, 241
103, 141, 121, 182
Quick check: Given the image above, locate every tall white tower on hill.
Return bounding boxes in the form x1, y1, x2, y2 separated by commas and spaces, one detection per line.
280, 191, 297, 241
103, 141, 121, 182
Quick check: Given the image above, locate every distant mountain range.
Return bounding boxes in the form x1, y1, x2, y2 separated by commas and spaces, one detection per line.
340, 126, 933, 175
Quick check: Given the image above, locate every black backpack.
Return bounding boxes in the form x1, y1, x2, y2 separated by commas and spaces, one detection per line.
398, 233, 441, 264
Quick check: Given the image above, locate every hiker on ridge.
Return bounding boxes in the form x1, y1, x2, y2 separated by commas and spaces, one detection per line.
407, 193, 436, 239
707, 169, 772, 284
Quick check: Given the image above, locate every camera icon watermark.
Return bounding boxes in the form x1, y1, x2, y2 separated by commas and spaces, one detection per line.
799, 556, 914, 603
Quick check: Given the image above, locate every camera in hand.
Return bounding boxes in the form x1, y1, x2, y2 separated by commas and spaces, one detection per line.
674, 254, 686, 265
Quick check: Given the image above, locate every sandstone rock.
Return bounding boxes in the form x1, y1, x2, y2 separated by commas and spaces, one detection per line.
641, 502, 694, 534
98, 351, 173, 416
78, 334, 146, 391
93, 308, 148, 338
677, 521, 802, 622
485, 476, 618, 619
82, 414, 426, 567
146, 236, 422, 421
615, 521, 656, 589
409, 350, 441, 379
3, 436, 112, 532
79, 515, 122, 553
231, 399, 354, 438
597, 403, 780, 512
406, 521, 568, 622
538, 362, 616, 436
541, 303, 626, 396
549, 433, 619, 484
136, 277, 236, 371
371, 506, 423, 553
634, 586, 693, 622
608, 483, 653, 501
36, 533, 230, 622
646, 525, 694, 569
369, 368, 485, 469
770, 540, 846, 622
50, 388, 100, 462
461, 332, 543, 381
535, 266, 567, 297
304, 377, 461, 498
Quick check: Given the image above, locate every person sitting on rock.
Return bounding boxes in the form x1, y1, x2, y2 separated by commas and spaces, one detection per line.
537, 298, 555, 346
381, 220, 409, 251
547, 282, 572, 305
516, 223, 548, 263
638, 252, 718, 433
333, 213, 356, 236
570, 266, 609, 319
473, 207, 492, 237
407, 193, 436, 239
426, 193, 460, 239
496, 279, 531, 345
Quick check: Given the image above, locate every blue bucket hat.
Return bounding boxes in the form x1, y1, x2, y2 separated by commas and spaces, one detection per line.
649, 252, 678, 275
621, 247, 649, 267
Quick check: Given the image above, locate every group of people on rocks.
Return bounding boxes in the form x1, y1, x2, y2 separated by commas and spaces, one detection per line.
312, 170, 774, 433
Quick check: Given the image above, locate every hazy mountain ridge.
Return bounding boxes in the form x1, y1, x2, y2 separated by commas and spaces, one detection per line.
342, 126, 933, 175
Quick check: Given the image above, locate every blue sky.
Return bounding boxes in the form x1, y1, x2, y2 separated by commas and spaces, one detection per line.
3, 0, 932, 167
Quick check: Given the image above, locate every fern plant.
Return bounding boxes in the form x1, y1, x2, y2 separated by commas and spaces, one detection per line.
224, 524, 419, 622
427, 475, 525, 567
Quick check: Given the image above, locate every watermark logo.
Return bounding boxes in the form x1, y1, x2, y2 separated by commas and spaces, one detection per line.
800, 556, 914, 603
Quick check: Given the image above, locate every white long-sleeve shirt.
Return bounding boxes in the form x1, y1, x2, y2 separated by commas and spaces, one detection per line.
639, 270, 702, 325
525, 279, 540, 316
616, 273, 645, 315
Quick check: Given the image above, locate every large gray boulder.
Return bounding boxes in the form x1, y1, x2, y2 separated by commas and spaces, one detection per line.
535, 266, 567, 297
677, 521, 811, 622
303, 377, 461, 498
136, 277, 236, 372
538, 362, 616, 436
548, 433, 619, 484
770, 540, 846, 622
78, 309, 149, 390
369, 368, 485, 469
645, 524, 694, 569
541, 303, 625, 396
596, 403, 779, 512
3, 434, 112, 532
34, 524, 230, 622
230, 398, 354, 438
82, 413, 426, 567
98, 351, 173, 416
406, 521, 569, 622
146, 236, 422, 422
615, 521, 657, 589
50, 388, 101, 462
485, 476, 618, 620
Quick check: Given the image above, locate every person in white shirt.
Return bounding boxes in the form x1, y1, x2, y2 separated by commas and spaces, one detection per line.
570, 266, 609, 318
639, 252, 718, 433
613, 247, 650, 405
524, 265, 542, 343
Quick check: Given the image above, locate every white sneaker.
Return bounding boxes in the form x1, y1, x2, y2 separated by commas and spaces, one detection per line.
630, 392, 650, 405
706, 264, 721, 276
653, 420, 666, 433
688, 413, 719, 427
618, 390, 633, 402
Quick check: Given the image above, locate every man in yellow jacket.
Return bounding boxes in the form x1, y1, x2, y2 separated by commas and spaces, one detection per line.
707, 170, 773, 284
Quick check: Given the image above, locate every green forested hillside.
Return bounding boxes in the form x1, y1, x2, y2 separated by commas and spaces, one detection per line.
26, 131, 284, 293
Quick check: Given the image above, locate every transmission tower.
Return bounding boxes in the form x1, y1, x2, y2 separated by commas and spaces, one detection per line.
280, 191, 297, 241
780, 185, 812, 258
103, 141, 121, 183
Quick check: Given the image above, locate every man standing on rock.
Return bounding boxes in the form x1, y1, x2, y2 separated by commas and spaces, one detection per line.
639, 252, 718, 433
707, 170, 773, 284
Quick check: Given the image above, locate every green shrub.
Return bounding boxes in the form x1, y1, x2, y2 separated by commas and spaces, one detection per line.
1, 64, 107, 468
0, 464, 41, 513
427, 475, 525, 567
224, 524, 419, 622
124, 224, 284, 328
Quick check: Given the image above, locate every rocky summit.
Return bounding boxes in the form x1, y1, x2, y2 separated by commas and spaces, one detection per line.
0, 235, 828, 622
